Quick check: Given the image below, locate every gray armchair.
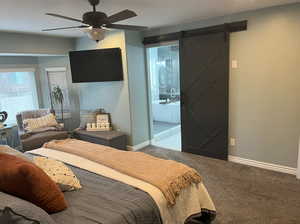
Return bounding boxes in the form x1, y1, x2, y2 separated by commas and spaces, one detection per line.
16, 109, 69, 152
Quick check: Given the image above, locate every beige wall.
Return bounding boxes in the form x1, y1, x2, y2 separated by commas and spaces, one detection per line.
229, 4, 300, 167
0, 32, 75, 56
145, 3, 300, 167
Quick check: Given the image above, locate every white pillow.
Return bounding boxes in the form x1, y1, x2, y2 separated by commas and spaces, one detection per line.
23, 114, 58, 132
33, 156, 82, 192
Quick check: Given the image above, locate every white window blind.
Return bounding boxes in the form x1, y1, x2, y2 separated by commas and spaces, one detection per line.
0, 68, 39, 124
46, 68, 70, 119
46, 67, 71, 119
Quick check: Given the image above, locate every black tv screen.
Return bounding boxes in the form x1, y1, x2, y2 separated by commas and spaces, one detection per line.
69, 48, 124, 83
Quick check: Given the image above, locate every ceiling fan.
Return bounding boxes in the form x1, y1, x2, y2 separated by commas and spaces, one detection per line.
43, 0, 148, 42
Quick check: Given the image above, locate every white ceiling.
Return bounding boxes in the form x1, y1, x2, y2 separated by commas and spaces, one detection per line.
0, 0, 299, 37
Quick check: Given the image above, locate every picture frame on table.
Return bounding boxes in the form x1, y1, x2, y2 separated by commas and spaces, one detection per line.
96, 113, 111, 124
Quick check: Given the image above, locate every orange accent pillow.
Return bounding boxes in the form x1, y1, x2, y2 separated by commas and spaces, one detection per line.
0, 153, 67, 213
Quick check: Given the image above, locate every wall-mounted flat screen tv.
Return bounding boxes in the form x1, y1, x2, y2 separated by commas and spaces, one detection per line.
69, 48, 124, 83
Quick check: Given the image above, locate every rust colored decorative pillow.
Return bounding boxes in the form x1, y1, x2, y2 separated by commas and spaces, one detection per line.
0, 153, 67, 213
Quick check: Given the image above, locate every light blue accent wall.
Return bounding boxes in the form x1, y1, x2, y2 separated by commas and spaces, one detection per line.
75, 31, 132, 144
0, 31, 150, 146
75, 30, 151, 146
0, 56, 38, 65
125, 31, 150, 146
0, 32, 75, 55
37, 56, 80, 130
0, 32, 77, 122
0, 56, 41, 147
0, 33, 78, 144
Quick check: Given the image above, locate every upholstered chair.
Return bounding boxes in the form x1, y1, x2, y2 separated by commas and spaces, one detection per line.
16, 109, 69, 152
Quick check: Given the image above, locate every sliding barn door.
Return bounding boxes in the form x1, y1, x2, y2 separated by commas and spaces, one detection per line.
180, 32, 229, 160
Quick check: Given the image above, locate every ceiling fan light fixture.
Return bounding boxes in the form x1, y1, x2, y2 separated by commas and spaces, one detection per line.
43, 0, 147, 37
84, 27, 106, 42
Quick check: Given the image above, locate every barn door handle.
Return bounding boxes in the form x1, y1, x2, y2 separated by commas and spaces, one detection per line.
180, 91, 185, 106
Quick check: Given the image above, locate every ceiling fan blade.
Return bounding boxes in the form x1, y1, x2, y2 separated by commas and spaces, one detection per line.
107, 10, 137, 23
46, 13, 83, 23
105, 24, 148, 31
42, 25, 89, 31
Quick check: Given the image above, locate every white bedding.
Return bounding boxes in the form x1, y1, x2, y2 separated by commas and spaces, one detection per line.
29, 148, 216, 224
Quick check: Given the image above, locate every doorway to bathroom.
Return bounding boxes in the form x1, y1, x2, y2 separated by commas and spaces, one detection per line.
146, 42, 181, 151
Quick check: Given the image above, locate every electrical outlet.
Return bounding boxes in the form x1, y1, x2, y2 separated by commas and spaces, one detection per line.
230, 138, 236, 146
231, 60, 238, 69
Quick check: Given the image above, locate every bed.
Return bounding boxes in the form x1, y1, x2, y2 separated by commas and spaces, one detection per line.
5, 139, 216, 224
37, 156, 163, 224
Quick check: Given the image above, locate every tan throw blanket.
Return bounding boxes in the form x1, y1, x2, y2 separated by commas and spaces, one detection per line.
44, 139, 202, 206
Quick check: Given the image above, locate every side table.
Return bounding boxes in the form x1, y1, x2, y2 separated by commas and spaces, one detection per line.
0, 124, 17, 147
73, 129, 127, 150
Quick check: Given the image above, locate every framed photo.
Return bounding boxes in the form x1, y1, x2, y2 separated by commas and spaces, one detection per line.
96, 113, 111, 123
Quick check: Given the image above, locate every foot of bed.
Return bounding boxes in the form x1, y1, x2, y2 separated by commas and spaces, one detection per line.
185, 210, 216, 224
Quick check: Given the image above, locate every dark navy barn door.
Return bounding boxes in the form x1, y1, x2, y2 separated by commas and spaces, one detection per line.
180, 32, 229, 160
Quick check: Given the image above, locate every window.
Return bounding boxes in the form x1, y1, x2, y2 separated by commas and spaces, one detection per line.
46, 67, 71, 119
0, 68, 39, 124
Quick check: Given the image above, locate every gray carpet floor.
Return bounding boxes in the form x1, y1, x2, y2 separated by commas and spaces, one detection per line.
140, 146, 300, 224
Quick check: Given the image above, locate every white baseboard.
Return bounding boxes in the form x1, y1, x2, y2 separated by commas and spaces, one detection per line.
228, 156, 297, 176
127, 143, 298, 177
127, 140, 150, 151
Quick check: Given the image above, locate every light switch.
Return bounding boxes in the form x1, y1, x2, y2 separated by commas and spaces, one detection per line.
232, 60, 238, 69
230, 138, 236, 146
